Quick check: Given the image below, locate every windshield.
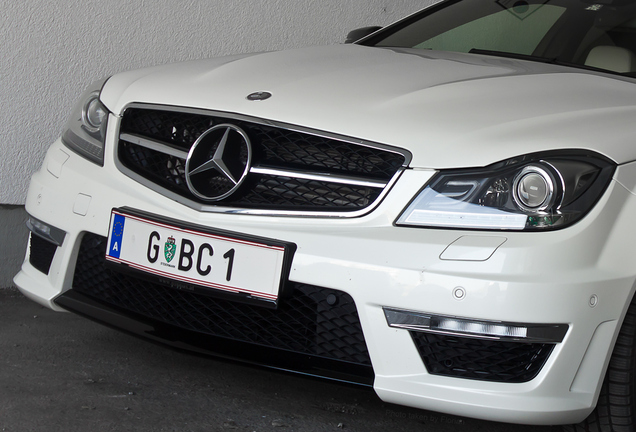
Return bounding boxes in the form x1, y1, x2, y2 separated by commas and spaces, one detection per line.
364, 0, 636, 76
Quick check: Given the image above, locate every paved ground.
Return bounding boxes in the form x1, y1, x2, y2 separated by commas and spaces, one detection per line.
0, 287, 563, 432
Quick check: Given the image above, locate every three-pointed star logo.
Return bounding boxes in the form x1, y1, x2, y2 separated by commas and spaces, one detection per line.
185, 124, 252, 201
189, 127, 239, 185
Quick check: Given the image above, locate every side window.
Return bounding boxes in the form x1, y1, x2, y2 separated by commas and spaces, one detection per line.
415, 5, 566, 55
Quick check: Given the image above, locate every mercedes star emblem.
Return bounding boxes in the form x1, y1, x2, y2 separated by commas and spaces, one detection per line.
185, 124, 252, 201
246, 91, 272, 101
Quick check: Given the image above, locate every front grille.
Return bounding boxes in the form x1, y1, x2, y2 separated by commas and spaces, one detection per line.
411, 332, 554, 383
117, 107, 408, 213
29, 233, 57, 275
71, 233, 372, 366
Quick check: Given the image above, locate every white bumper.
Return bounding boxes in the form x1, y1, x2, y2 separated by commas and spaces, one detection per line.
14, 132, 636, 425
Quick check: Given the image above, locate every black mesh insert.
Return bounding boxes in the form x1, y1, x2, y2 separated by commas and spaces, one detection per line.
121, 108, 213, 148
411, 332, 554, 383
238, 175, 381, 210
118, 108, 405, 211
29, 233, 58, 275
71, 233, 371, 366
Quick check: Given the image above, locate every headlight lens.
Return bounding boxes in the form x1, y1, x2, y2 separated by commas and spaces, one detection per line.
61, 78, 110, 166
396, 152, 615, 231
83, 96, 108, 131
513, 165, 555, 211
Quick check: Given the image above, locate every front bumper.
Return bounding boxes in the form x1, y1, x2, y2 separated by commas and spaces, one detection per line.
14, 136, 636, 425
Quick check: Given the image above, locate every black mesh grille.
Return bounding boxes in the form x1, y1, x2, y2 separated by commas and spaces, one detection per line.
239, 175, 381, 209
121, 108, 213, 149
118, 108, 405, 212
411, 332, 554, 383
253, 126, 399, 177
120, 143, 190, 194
29, 233, 57, 275
71, 233, 371, 366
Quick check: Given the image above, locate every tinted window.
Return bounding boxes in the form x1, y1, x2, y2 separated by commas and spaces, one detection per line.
367, 0, 636, 75
415, 5, 565, 55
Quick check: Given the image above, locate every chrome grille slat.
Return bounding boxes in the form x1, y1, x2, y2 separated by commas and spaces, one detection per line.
249, 167, 388, 188
121, 133, 189, 159
116, 105, 410, 216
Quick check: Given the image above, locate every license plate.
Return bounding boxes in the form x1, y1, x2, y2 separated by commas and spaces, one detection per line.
105, 209, 289, 303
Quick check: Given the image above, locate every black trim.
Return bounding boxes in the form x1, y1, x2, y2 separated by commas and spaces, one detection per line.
410, 331, 555, 383
54, 290, 374, 386
29, 233, 58, 275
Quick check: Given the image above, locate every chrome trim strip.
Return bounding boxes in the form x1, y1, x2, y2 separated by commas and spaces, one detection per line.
120, 133, 189, 159
250, 167, 388, 188
383, 308, 568, 343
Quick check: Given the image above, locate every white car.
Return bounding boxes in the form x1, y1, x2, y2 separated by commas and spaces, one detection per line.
15, 0, 636, 429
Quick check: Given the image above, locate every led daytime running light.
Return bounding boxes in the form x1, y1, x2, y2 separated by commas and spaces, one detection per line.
26, 217, 66, 246
383, 308, 568, 343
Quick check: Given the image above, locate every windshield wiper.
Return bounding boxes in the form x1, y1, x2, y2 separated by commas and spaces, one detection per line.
469, 48, 559, 64
468, 48, 633, 76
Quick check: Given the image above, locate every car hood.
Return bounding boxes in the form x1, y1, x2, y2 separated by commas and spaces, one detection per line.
101, 44, 636, 168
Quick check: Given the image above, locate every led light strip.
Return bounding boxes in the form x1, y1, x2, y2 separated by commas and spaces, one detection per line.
27, 217, 67, 247
383, 308, 568, 343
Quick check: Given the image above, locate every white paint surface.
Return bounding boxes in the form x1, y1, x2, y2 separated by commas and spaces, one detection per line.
1, 0, 427, 204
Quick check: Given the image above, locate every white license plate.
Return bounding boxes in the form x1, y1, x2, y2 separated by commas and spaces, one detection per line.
105, 210, 288, 302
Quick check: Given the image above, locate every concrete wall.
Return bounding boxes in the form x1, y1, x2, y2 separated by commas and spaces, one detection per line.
1, 0, 433, 286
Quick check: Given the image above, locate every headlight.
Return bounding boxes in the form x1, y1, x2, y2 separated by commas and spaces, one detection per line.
396, 151, 615, 231
61, 78, 111, 166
